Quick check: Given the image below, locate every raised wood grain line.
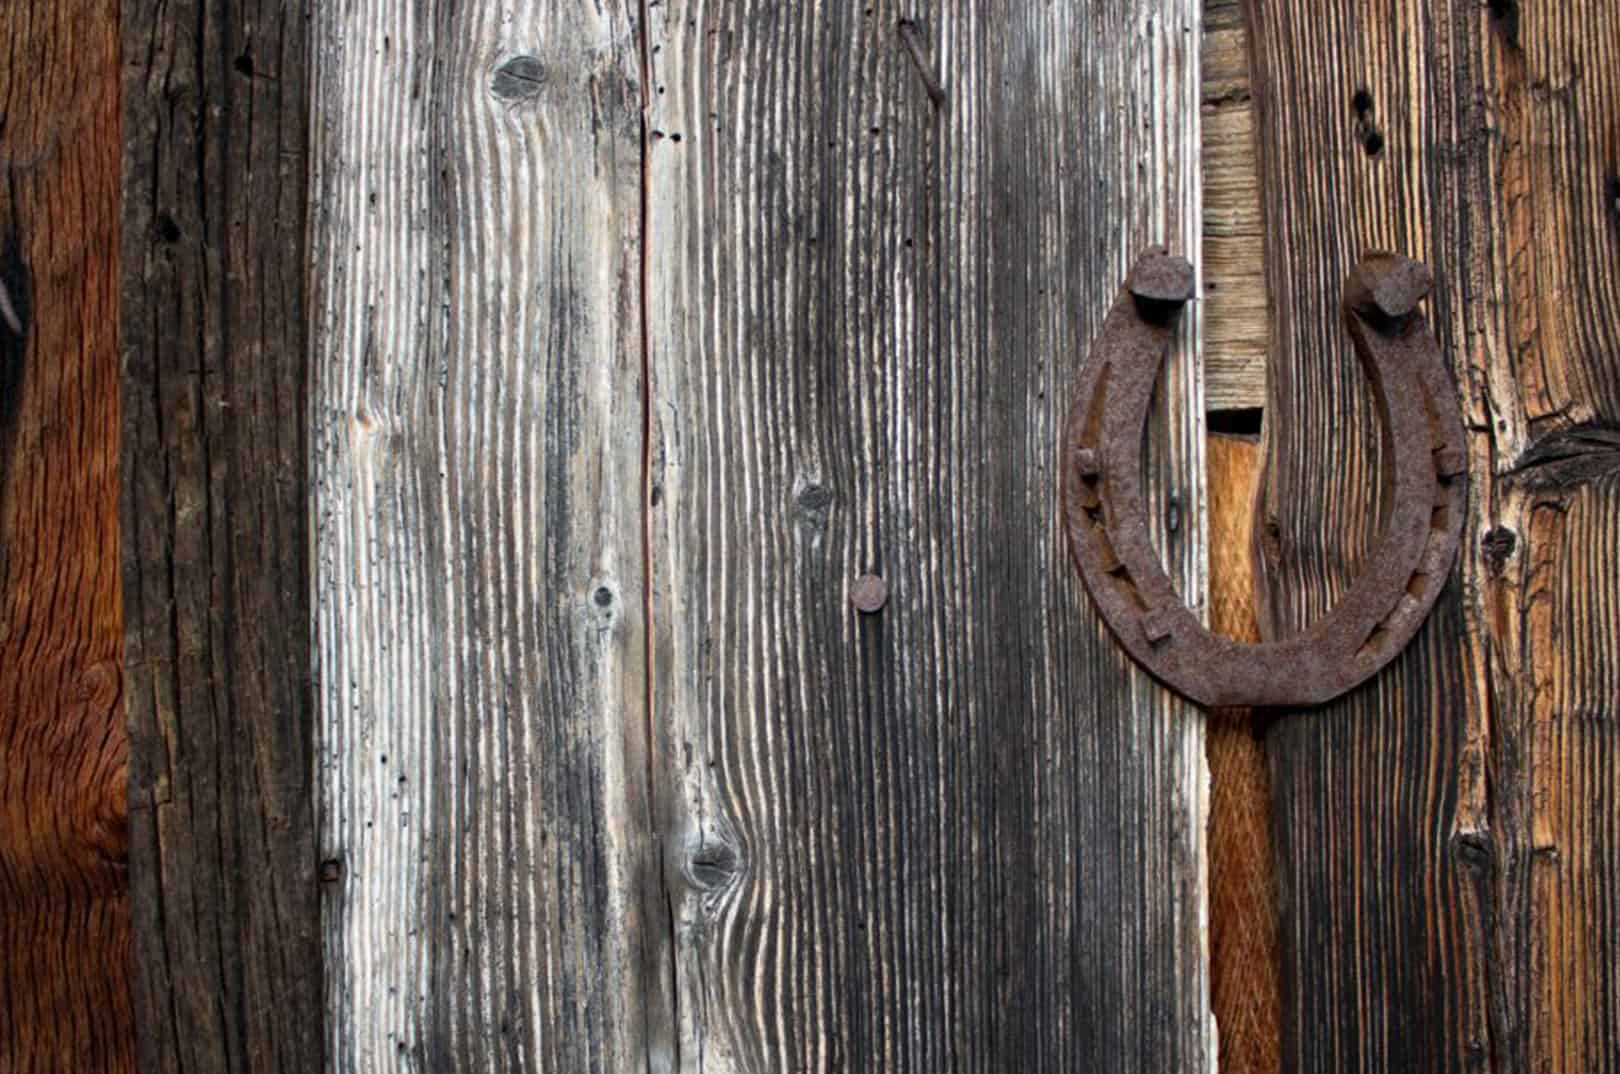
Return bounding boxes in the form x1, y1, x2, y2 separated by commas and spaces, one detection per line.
122, 1, 320, 1071
310, 2, 650, 1070
1246, 0, 1620, 1070
644, 4, 1211, 1070
1, 2, 131, 1071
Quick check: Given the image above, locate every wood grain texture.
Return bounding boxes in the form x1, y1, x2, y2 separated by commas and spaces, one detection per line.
1201, 0, 1267, 412
643, 3, 1211, 1070
1245, 0, 1620, 1070
0, 1, 131, 1071
1205, 432, 1279, 1074
309, 3, 650, 1071
121, 1, 321, 1071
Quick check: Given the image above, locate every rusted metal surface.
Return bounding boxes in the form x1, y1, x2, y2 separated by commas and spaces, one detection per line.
1063, 248, 1466, 707
849, 573, 890, 614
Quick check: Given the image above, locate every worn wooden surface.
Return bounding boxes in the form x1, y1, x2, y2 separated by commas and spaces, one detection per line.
1205, 432, 1279, 1074
1246, 0, 1620, 1070
310, 3, 650, 1071
643, 4, 1210, 1070
0, 2, 131, 1071
1201, 0, 1267, 412
121, 1, 322, 1071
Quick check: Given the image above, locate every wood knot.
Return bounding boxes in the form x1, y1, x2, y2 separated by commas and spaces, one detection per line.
1451, 831, 1494, 871
491, 56, 548, 101
1481, 527, 1517, 575
684, 838, 741, 893
76, 660, 123, 713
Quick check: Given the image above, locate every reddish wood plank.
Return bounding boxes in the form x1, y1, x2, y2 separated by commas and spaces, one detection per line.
0, 1, 131, 1071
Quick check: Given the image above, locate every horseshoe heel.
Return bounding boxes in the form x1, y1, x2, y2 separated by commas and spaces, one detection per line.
1063, 249, 1466, 708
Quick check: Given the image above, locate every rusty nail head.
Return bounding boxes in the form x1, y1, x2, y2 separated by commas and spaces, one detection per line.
1127, 252, 1197, 304
1347, 252, 1433, 319
850, 573, 888, 613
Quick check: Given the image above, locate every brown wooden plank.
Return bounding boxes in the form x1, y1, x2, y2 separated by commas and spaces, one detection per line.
309, 2, 651, 1070
1206, 432, 1280, 1074
643, 4, 1212, 1069
0, 2, 131, 1071
121, 1, 321, 1071
1245, 0, 1620, 1070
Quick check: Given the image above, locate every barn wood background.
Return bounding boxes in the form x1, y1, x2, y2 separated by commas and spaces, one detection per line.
309, 0, 1211, 1070
0, 0, 1613, 1072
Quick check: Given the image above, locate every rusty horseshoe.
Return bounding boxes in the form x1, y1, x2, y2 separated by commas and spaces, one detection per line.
1063, 249, 1466, 708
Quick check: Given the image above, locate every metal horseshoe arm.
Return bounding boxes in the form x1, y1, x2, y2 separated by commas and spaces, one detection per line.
1063, 249, 1466, 708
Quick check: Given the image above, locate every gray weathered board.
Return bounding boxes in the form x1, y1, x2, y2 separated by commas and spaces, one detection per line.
130, 1, 1212, 1070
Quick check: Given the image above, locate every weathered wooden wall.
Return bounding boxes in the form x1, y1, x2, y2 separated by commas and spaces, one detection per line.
0, 2, 131, 1071
309, 2, 651, 1069
98, 0, 1620, 1072
308, 0, 1212, 1071
121, 0, 323, 1071
1245, 0, 1620, 1071
642, 4, 1208, 1070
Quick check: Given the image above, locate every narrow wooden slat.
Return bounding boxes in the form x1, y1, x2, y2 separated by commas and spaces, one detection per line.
1205, 432, 1280, 1074
121, 1, 321, 1071
1245, 0, 1620, 1070
1201, 0, 1268, 412
1, 2, 130, 1071
643, 4, 1211, 1070
309, 3, 650, 1070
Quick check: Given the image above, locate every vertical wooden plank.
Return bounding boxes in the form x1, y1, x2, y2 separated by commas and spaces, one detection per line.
1201, 0, 1268, 412
1205, 433, 1280, 1074
309, 3, 650, 1071
1, 1, 130, 1071
1245, 0, 1620, 1070
643, 2, 1211, 1070
121, 1, 321, 1072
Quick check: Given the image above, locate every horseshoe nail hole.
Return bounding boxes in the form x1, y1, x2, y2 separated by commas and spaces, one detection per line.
1405, 572, 1428, 598
1431, 503, 1451, 530
1358, 623, 1390, 659
1110, 567, 1149, 611
1092, 529, 1124, 573
1362, 128, 1386, 157
1142, 609, 1176, 646
1352, 87, 1374, 115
